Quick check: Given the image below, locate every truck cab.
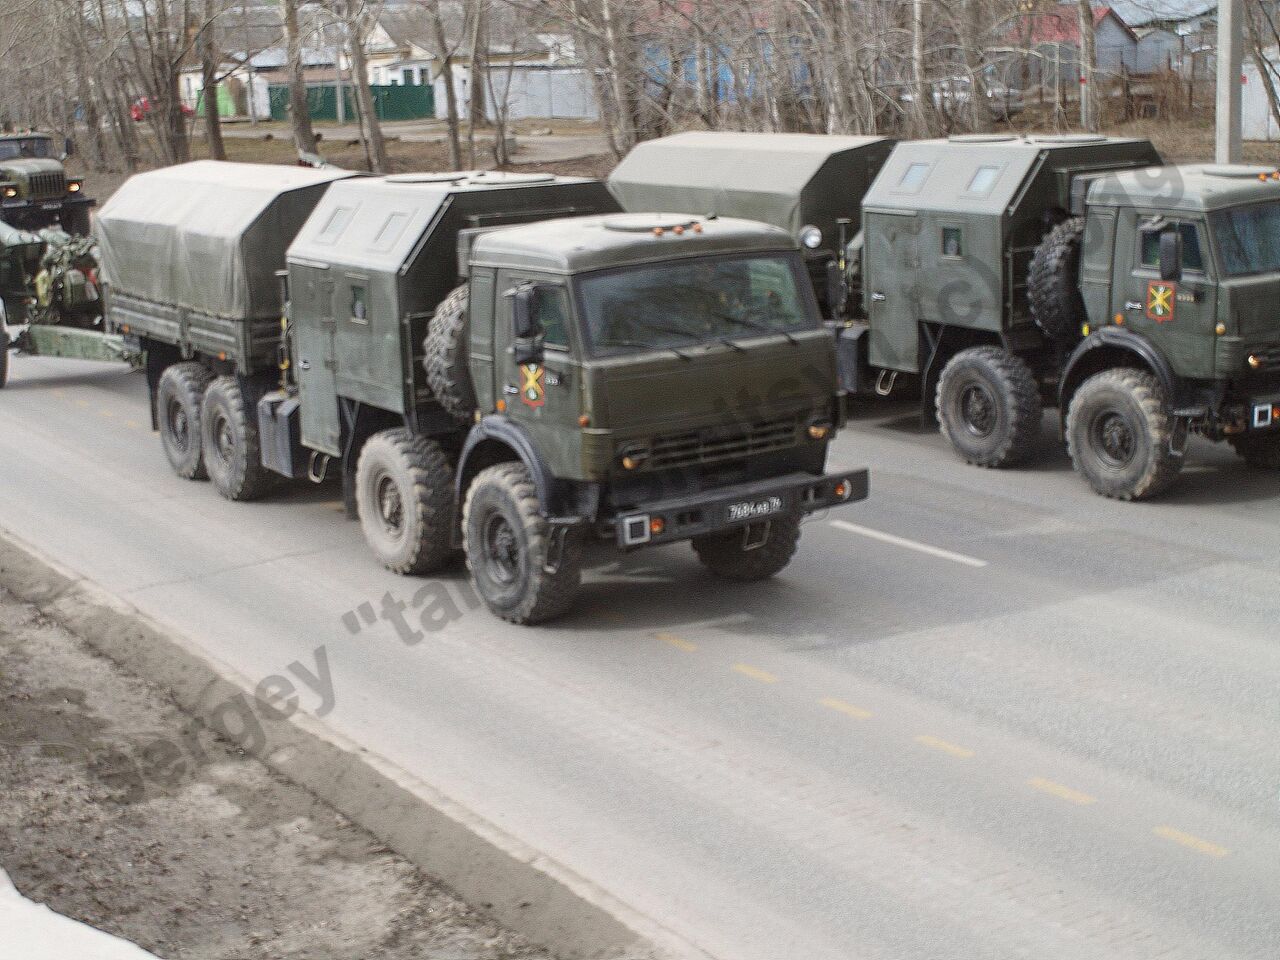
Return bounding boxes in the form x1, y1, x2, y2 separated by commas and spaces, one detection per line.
0, 133, 92, 235
1067, 164, 1280, 463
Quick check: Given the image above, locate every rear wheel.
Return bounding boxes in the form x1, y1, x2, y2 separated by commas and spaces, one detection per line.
356, 429, 457, 575
1066, 368, 1183, 500
463, 462, 583, 624
692, 512, 802, 581
936, 346, 1041, 468
1229, 434, 1280, 469
201, 376, 275, 502
156, 362, 214, 480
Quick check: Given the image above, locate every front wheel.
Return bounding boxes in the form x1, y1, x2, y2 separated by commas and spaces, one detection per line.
200, 376, 275, 502
1066, 368, 1183, 501
463, 462, 583, 624
692, 512, 802, 582
356, 429, 457, 575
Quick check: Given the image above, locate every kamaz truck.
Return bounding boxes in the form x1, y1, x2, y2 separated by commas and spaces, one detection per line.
611, 132, 1280, 500
0, 131, 93, 235
96, 162, 868, 622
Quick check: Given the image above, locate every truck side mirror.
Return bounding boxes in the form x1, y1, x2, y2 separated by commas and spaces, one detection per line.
1159, 229, 1182, 282
511, 284, 544, 365
62, 137, 74, 160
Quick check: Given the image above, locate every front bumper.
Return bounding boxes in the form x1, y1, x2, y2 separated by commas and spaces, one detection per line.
606, 468, 869, 550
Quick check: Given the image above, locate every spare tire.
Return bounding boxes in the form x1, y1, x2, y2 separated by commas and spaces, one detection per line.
1028, 217, 1086, 343
424, 284, 476, 423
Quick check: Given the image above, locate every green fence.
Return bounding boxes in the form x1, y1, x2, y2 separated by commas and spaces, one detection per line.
267, 84, 434, 123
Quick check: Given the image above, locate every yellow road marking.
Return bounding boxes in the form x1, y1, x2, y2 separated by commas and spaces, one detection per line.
914, 735, 974, 758
98, 408, 115, 419
124, 419, 142, 430
819, 696, 872, 719
1153, 826, 1230, 858
74, 399, 89, 408
733, 663, 778, 684
1028, 777, 1097, 805
656, 632, 697, 652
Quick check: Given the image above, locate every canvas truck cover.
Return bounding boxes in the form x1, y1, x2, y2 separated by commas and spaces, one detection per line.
608, 132, 895, 246
95, 161, 356, 320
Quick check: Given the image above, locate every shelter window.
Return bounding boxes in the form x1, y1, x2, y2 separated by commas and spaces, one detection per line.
350, 284, 368, 323
897, 162, 932, 192
372, 211, 410, 253
536, 286, 572, 350
1139, 221, 1205, 273
968, 166, 1000, 194
316, 206, 355, 245
941, 227, 964, 259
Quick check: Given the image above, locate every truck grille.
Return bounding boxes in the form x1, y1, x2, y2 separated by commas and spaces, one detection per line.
643, 414, 801, 470
28, 171, 66, 200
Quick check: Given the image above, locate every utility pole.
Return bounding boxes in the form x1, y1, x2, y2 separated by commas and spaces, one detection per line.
1216, 0, 1244, 163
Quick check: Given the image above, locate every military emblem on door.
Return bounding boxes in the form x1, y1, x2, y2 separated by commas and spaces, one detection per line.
520, 363, 545, 408
1146, 281, 1176, 323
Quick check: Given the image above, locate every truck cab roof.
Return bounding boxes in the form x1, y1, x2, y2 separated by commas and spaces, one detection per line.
469, 213, 797, 276
1087, 164, 1280, 214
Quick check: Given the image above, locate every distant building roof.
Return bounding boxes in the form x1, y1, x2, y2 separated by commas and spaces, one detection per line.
240, 47, 335, 70
1107, 1, 1215, 28
1008, 6, 1137, 46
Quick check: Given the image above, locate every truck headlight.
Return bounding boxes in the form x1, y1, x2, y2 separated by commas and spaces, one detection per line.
67, 180, 82, 193
1, 185, 16, 198
799, 225, 823, 250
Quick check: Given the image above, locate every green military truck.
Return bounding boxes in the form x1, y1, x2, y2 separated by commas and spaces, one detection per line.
0, 131, 94, 235
612, 132, 1280, 500
99, 162, 867, 622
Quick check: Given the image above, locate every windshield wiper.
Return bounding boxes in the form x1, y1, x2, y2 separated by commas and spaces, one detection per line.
598, 338, 693, 361
713, 311, 800, 346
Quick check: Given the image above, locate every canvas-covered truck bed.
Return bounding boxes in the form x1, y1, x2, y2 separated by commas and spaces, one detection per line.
95, 161, 357, 374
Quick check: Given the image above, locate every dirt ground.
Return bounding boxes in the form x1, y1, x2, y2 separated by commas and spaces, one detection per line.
0, 588, 555, 960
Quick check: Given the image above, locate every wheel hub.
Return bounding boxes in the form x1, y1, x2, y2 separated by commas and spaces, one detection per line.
1093, 411, 1136, 467
214, 415, 235, 465
959, 383, 997, 438
483, 512, 521, 585
167, 399, 189, 452
375, 474, 405, 536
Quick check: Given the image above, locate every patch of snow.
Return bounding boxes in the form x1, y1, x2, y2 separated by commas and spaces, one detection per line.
0, 868, 160, 959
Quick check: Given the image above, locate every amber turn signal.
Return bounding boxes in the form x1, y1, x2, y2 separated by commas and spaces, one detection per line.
650, 517, 665, 535
1215, 323, 1227, 336
578, 414, 590, 427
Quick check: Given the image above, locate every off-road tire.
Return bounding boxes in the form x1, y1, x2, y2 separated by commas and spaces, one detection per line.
1228, 434, 1280, 469
1028, 217, 1087, 343
463, 462, 583, 624
200, 376, 276, 502
356, 429, 457, 575
424, 284, 477, 423
1066, 368, 1183, 501
156, 362, 214, 480
692, 512, 802, 582
936, 346, 1041, 468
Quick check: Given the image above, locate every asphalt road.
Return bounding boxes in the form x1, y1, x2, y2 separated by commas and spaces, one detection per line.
3, 354, 1279, 960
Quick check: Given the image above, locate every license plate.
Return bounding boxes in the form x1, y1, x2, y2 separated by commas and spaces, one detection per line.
41, 202, 61, 210
726, 496, 784, 523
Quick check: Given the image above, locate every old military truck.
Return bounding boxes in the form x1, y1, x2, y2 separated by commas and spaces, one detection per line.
280, 174, 867, 622
0, 132, 93, 235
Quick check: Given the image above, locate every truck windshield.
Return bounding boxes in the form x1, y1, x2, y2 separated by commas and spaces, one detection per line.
578, 254, 814, 357
0, 138, 52, 160
1211, 201, 1280, 277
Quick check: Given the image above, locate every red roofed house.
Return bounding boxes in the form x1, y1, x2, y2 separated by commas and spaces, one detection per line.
999, 4, 1139, 90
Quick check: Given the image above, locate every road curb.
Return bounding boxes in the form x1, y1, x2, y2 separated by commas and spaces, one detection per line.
0, 529, 711, 960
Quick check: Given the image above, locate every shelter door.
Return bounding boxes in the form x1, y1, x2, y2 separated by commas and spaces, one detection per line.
865, 212, 922, 373
295, 270, 341, 456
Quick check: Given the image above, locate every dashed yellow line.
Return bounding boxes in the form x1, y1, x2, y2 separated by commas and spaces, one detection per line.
98, 408, 115, 419
733, 663, 778, 684
1028, 777, 1097, 806
73, 399, 89, 409
1154, 826, 1230, 858
914, 735, 974, 758
656, 632, 697, 653
124, 419, 143, 430
818, 696, 872, 719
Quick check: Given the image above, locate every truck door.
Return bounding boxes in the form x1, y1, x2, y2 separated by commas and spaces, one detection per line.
865, 211, 923, 373
1121, 218, 1216, 378
494, 270, 580, 454
293, 265, 342, 456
